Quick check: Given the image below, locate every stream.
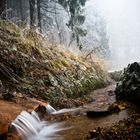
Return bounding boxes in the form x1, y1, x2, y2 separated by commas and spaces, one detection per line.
3, 84, 130, 140
61, 84, 129, 140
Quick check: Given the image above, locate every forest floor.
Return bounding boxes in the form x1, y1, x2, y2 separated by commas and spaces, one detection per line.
0, 83, 140, 140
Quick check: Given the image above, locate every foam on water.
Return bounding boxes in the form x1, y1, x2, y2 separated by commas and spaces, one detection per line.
52, 108, 80, 115
11, 104, 68, 140
46, 104, 57, 114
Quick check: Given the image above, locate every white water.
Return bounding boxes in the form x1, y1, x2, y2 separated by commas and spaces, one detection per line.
12, 105, 68, 140
11, 104, 71, 140
52, 108, 80, 115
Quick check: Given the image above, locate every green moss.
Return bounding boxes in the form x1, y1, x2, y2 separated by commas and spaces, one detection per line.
22, 84, 34, 93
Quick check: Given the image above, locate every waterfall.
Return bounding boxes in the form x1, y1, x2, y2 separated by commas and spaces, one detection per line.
11, 104, 68, 140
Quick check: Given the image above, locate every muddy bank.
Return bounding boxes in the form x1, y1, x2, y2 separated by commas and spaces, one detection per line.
63, 109, 129, 140
82, 104, 140, 140
83, 62, 140, 140
61, 84, 129, 140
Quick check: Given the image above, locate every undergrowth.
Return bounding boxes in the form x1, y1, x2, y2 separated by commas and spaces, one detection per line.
0, 20, 109, 107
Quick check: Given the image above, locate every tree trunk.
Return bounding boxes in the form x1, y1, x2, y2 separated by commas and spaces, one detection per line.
37, 0, 42, 32
19, 0, 25, 22
29, 0, 37, 28
54, 2, 63, 44
0, 0, 7, 19
76, 35, 80, 48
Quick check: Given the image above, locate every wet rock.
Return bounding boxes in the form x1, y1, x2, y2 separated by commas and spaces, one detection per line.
115, 62, 140, 104
7, 125, 20, 140
86, 103, 125, 118
34, 103, 51, 119
88, 128, 101, 138
107, 103, 122, 112
86, 110, 110, 117
2, 90, 15, 101
0, 132, 7, 140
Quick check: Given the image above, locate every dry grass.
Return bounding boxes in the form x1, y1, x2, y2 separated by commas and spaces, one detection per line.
0, 20, 109, 106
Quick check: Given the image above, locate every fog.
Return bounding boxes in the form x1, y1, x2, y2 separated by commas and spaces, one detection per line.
86, 0, 140, 70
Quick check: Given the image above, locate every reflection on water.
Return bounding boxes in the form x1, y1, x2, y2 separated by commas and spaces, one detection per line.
63, 109, 129, 140
63, 84, 129, 140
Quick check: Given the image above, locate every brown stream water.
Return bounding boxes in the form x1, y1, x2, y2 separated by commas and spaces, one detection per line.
62, 84, 129, 140
63, 110, 128, 140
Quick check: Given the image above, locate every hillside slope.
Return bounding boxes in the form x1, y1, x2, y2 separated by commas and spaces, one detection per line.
0, 20, 109, 107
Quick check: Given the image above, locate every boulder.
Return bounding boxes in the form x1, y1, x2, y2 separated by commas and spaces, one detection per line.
115, 62, 140, 104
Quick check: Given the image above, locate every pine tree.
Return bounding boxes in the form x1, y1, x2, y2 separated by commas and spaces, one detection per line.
58, 0, 87, 48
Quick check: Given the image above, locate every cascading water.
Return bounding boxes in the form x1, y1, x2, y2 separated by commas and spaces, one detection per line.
11, 104, 69, 140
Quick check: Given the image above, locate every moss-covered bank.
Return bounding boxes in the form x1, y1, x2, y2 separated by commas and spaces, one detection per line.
0, 20, 109, 107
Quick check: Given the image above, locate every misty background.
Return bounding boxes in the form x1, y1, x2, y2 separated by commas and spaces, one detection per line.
5, 0, 140, 71
86, 0, 140, 70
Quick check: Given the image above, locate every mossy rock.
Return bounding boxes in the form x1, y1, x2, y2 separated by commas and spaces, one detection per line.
115, 62, 140, 104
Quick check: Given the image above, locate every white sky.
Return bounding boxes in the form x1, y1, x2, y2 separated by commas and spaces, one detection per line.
86, 0, 140, 70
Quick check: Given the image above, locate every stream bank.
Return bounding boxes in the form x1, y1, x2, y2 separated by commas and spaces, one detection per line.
83, 62, 140, 140
0, 82, 139, 140
0, 83, 130, 140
